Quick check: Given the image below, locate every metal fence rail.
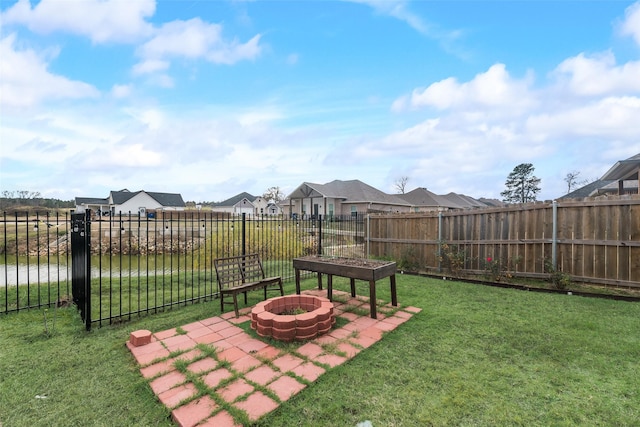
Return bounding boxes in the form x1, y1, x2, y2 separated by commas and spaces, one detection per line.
2, 211, 71, 313
1, 211, 365, 329
3, 198, 638, 330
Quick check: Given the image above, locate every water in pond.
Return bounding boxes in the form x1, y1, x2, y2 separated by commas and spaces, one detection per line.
0, 254, 201, 286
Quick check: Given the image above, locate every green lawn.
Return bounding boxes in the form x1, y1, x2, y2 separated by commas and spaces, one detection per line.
1, 275, 639, 426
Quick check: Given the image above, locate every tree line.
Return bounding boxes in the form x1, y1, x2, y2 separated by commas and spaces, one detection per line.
0, 191, 74, 211
395, 164, 591, 204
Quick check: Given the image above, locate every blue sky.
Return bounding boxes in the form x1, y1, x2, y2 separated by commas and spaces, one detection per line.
1, 0, 639, 203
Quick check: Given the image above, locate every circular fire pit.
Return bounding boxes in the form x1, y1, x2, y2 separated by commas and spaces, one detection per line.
251, 295, 335, 342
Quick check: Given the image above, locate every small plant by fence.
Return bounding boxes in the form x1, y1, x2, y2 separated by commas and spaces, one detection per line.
1, 211, 365, 329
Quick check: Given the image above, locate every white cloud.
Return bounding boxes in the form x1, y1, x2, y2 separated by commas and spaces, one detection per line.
1, 108, 127, 179
398, 64, 536, 113
0, 34, 99, 108
345, 0, 465, 57
553, 52, 640, 96
85, 143, 164, 168
134, 18, 262, 73
111, 84, 132, 99
236, 109, 284, 126
526, 96, 640, 140
132, 59, 170, 75
207, 34, 262, 65
139, 109, 165, 131
348, 0, 430, 34
620, 1, 640, 45
1, 0, 155, 43
140, 19, 224, 59
148, 74, 175, 88
376, 47, 640, 197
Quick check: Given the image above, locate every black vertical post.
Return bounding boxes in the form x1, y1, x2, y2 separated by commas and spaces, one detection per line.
71, 210, 92, 330
241, 213, 246, 256
317, 214, 322, 255
85, 210, 91, 331
240, 213, 247, 279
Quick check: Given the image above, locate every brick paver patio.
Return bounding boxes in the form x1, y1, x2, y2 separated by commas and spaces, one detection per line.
127, 289, 421, 427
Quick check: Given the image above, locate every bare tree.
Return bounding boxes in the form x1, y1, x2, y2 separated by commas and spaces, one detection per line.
394, 176, 409, 194
13, 190, 41, 199
564, 171, 587, 194
262, 186, 285, 203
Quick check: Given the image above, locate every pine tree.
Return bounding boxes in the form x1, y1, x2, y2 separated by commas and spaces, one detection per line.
500, 163, 541, 203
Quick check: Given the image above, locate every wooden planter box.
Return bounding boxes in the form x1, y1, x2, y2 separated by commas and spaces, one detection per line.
293, 255, 398, 319
293, 256, 396, 282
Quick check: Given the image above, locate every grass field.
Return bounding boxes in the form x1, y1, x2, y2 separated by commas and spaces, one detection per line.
1, 275, 639, 426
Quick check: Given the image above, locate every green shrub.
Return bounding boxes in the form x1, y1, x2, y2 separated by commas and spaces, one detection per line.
544, 259, 572, 290
438, 243, 466, 277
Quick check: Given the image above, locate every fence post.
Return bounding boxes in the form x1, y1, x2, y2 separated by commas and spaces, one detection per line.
241, 213, 246, 256
317, 215, 323, 255
437, 211, 443, 273
366, 214, 370, 258
552, 200, 558, 270
71, 210, 92, 331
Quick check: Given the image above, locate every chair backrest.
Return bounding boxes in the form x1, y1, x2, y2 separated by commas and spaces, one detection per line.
240, 254, 266, 283
214, 254, 265, 290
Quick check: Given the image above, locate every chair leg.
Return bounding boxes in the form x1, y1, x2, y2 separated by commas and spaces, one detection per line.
220, 293, 224, 312
233, 294, 239, 318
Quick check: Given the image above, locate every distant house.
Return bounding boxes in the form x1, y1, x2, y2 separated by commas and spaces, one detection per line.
285, 179, 412, 219
211, 192, 256, 216
211, 192, 282, 216
396, 188, 494, 212
395, 188, 457, 212
75, 189, 185, 216
560, 153, 640, 199
252, 196, 282, 216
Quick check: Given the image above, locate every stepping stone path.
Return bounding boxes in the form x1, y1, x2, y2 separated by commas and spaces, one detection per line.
127, 289, 421, 427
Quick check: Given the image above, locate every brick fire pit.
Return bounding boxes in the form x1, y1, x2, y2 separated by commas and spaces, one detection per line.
251, 295, 336, 342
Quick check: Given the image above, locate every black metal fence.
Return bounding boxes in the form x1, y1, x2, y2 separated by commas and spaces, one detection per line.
2, 211, 72, 312
1, 210, 366, 329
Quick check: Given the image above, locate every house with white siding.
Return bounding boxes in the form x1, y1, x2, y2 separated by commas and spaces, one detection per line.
75, 189, 185, 216
210, 193, 282, 216
285, 179, 412, 219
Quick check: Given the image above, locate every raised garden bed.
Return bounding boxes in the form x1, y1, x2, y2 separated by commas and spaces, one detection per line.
293, 255, 398, 318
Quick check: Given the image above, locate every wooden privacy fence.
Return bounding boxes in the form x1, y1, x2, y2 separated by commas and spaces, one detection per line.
367, 196, 640, 288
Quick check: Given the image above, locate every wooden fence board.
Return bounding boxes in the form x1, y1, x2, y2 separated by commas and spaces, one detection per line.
368, 196, 639, 287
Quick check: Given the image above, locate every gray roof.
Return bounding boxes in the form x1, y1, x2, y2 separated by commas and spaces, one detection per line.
439, 192, 487, 209
288, 180, 410, 206
76, 190, 185, 207
146, 191, 186, 207
560, 153, 640, 199
477, 198, 506, 208
397, 188, 441, 206
214, 192, 256, 207
75, 197, 108, 205
600, 152, 640, 181
110, 190, 136, 204
559, 179, 614, 199
111, 190, 185, 207
397, 188, 463, 208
